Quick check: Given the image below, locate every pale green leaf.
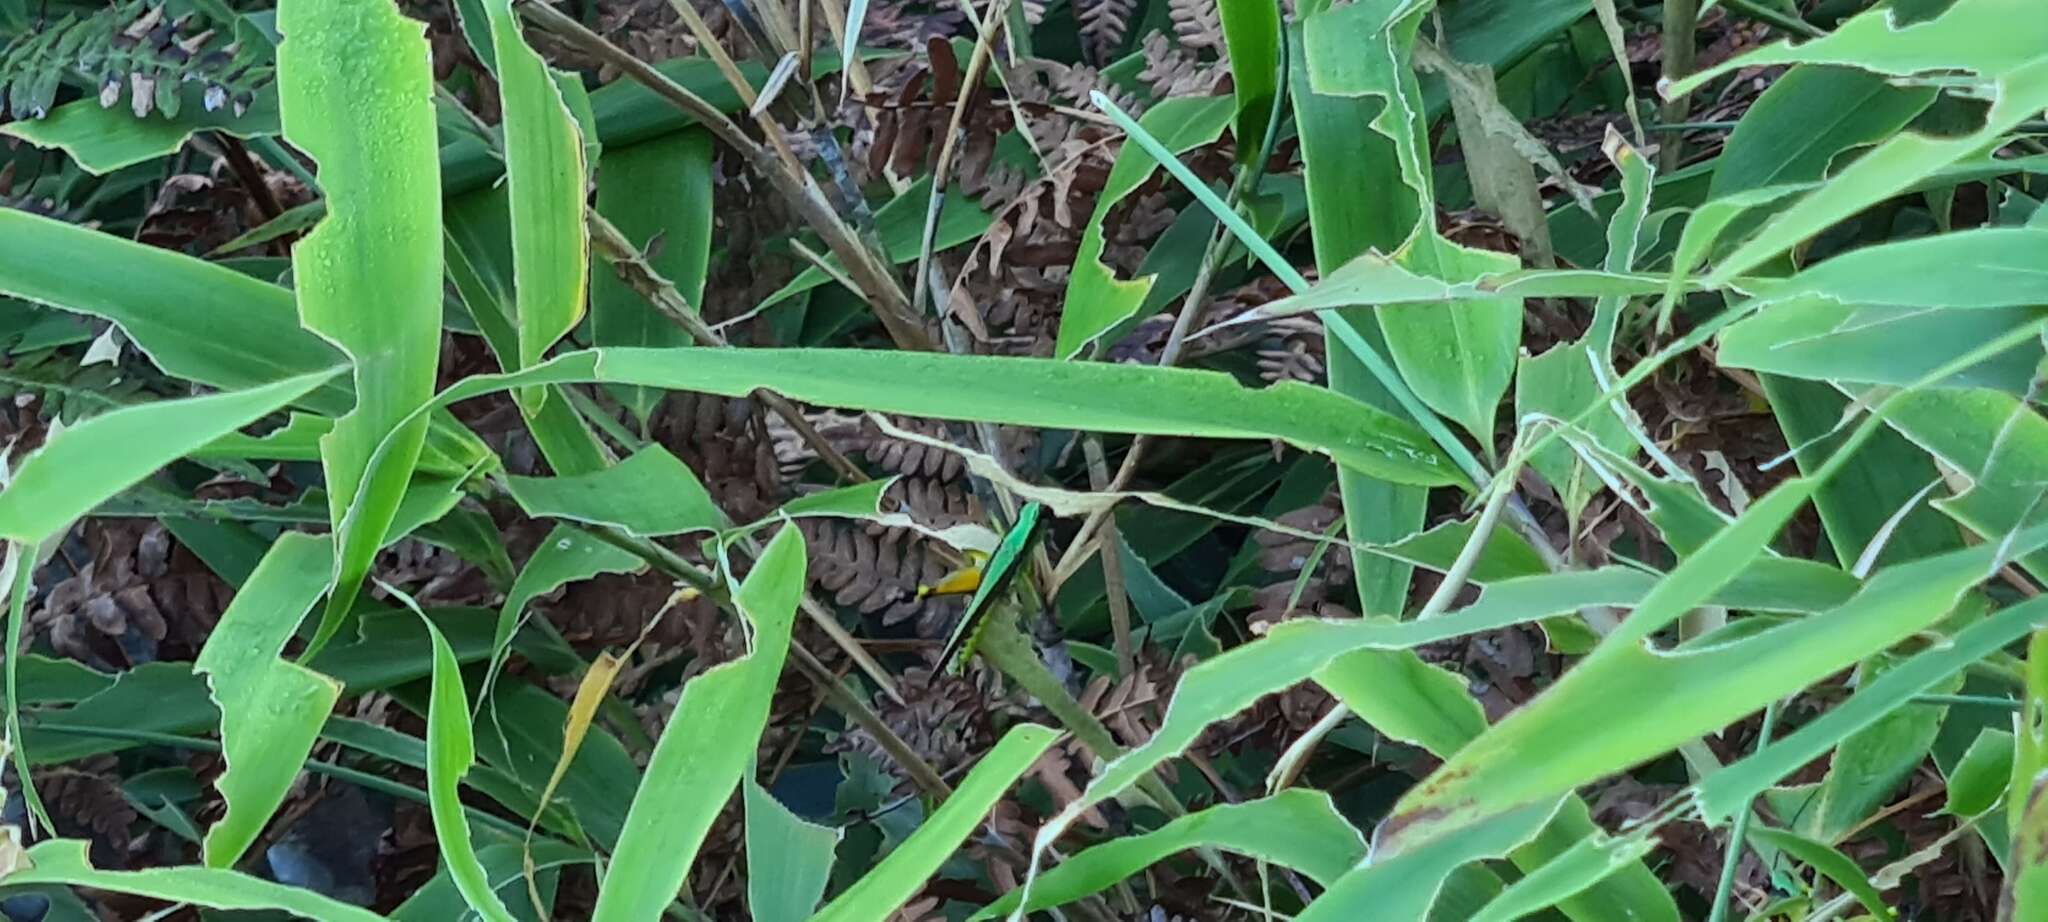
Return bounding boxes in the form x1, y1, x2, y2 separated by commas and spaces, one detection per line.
193, 533, 341, 869
742, 776, 838, 922
973, 790, 1364, 920
592, 526, 806, 920
0, 371, 338, 545
482, 0, 590, 416
502, 445, 725, 537
0, 839, 385, 922
279, 0, 446, 652
0, 92, 281, 175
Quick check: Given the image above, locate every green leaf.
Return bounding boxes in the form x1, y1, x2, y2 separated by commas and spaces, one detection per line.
193, 533, 342, 869
0, 839, 386, 921
972, 790, 1364, 919
1810, 649, 1962, 840
592, 526, 806, 920
1750, 827, 1894, 922
1291, 22, 1425, 617
502, 445, 725, 537
1668, 0, 2048, 283
1947, 728, 2015, 818
1691, 581, 2048, 824
591, 130, 715, 424
1717, 297, 2047, 393
814, 724, 1059, 921
1382, 476, 1842, 848
446, 187, 614, 477
0, 91, 281, 175
279, 0, 447, 653
492, 525, 644, 660
1030, 564, 1839, 855
1515, 340, 1634, 516
1054, 95, 1235, 358
0, 371, 338, 545
1469, 828, 1662, 922
742, 776, 838, 922
482, 0, 590, 417
0, 211, 345, 407
1297, 801, 1564, 922
2017, 629, 2048, 914
359, 347, 1462, 498
1219, 0, 1281, 160
1708, 64, 1937, 201
1748, 228, 2048, 310
418, 604, 518, 922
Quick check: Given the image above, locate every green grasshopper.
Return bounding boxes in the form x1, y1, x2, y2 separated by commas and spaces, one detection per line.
933, 502, 1045, 674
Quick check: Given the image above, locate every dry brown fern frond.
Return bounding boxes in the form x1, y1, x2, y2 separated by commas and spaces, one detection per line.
1136, 32, 1225, 100
799, 518, 964, 636
30, 756, 138, 867
649, 391, 786, 523
1167, 0, 1226, 53
33, 519, 232, 670
1074, 0, 1139, 63
830, 666, 1005, 783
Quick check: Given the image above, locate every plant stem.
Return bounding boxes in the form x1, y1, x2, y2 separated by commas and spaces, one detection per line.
585, 212, 869, 484
1707, 700, 1779, 922
1659, 0, 1699, 172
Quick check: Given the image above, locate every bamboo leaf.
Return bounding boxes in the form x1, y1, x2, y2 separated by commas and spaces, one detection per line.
0, 371, 338, 545
1750, 827, 1894, 922
973, 790, 1363, 919
502, 445, 725, 537
814, 724, 1059, 921
1054, 95, 1235, 359
417, 600, 518, 922
279, 0, 446, 653
193, 533, 341, 869
1219, 0, 1281, 160
591, 130, 715, 424
742, 776, 838, 922
0, 838, 385, 922
592, 526, 806, 920
482, 0, 590, 416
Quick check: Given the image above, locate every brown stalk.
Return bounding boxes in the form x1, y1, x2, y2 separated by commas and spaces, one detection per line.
586, 212, 868, 484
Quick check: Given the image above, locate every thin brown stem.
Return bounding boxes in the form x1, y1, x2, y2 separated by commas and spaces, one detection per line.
586, 212, 868, 484
215, 133, 284, 222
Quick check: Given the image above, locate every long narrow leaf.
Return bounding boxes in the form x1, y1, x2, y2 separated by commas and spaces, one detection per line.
482, 0, 590, 416
592, 526, 807, 920
193, 534, 341, 868
814, 724, 1059, 921
279, 0, 446, 653
0, 371, 338, 545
